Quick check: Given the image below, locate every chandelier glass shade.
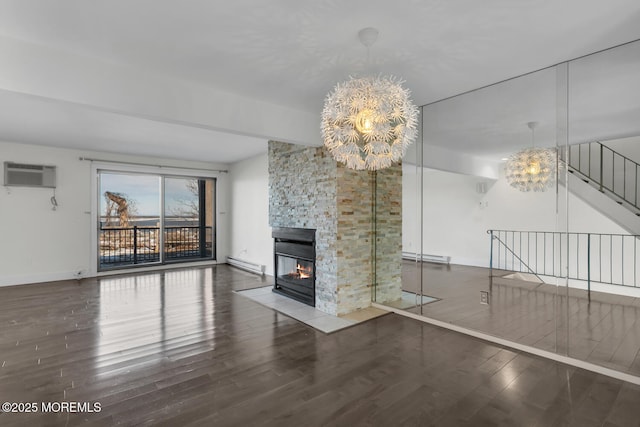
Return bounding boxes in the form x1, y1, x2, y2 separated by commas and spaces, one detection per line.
321, 75, 419, 171
505, 122, 557, 192
505, 147, 557, 192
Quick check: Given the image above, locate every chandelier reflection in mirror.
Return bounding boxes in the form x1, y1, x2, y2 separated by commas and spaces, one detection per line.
505, 122, 557, 192
321, 28, 419, 171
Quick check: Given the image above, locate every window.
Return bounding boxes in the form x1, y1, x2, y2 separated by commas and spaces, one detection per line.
98, 171, 215, 270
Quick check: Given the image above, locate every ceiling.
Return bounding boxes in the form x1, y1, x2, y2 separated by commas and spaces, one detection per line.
1, 0, 640, 164
421, 40, 640, 161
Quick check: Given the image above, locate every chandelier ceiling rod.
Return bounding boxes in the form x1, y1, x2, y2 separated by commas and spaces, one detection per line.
358, 27, 379, 64
527, 121, 539, 147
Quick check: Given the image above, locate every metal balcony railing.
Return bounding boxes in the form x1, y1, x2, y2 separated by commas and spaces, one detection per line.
100, 226, 160, 266
164, 226, 213, 260
489, 229, 640, 298
99, 226, 213, 268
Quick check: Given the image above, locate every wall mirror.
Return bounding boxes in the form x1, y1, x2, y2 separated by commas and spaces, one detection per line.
376, 38, 640, 379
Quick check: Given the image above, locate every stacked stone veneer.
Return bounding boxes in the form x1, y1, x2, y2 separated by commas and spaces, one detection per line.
371, 165, 403, 305
268, 140, 402, 315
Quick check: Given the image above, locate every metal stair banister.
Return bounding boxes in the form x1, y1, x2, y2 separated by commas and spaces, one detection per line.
562, 141, 640, 213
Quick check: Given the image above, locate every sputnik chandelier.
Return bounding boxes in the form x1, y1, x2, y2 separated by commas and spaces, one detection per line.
321, 27, 419, 171
505, 121, 557, 192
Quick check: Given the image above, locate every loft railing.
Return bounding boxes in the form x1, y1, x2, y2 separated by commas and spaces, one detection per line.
489, 232, 543, 283
99, 226, 213, 267
488, 229, 640, 299
561, 141, 640, 212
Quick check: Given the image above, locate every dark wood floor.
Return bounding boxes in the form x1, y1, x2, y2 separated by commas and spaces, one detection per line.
400, 261, 640, 378
1, 265, 640, 426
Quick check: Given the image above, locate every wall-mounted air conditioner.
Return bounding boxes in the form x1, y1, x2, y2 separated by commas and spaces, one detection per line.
4, 162, 57, 188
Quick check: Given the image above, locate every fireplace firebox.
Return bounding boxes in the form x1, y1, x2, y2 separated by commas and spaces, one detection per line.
272, 227, 316, 306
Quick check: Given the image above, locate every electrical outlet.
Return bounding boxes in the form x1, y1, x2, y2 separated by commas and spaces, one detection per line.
480, 291, 489, 305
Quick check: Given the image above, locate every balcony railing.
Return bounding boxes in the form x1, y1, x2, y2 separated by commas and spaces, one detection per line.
489, 229, 640, 298
99, 226, 213, 268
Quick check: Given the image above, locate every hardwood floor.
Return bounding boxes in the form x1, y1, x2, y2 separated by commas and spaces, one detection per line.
399, 260, 640, 378
1, 264, 640, 426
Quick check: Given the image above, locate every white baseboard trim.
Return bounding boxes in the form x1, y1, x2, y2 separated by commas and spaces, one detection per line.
226, 256, 265, 276
0, 271, 81, 287
402, 251, 451, 264
372, 302, 640, 386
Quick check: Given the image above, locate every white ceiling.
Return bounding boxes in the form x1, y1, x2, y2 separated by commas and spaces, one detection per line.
422, 40, 640, 160
1, 0, 640, 163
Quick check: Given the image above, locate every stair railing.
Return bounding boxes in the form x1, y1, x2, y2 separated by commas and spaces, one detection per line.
561, 141, 640, 212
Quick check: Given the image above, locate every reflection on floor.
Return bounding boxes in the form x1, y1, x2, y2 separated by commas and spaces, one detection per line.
383, 290, 439, 310
235, 286, 388, 333
400, 260, 640, 378
1, 264, 640, 425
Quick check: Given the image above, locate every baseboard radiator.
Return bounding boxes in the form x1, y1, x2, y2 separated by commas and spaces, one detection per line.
402, 251, 451, 264
226, 257, 266, 276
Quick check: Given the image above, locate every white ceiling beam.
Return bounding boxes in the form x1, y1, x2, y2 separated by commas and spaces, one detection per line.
0, 35, 321, 147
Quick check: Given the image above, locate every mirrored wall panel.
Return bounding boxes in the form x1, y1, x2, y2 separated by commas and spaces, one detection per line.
377, 38, 640, 378
564, 40, 640, 375
411, 63, 566, 355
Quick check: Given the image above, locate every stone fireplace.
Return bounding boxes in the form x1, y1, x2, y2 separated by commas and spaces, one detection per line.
268, 140, 402, 316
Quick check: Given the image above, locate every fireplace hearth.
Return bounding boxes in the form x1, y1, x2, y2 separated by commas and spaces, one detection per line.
272, 227, 316, 306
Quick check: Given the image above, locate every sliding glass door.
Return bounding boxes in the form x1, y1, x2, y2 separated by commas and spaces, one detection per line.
98, 171, 215, 271
164, 177, 215, 261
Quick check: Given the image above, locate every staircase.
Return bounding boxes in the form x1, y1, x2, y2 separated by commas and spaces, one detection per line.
560, 141, 640, 235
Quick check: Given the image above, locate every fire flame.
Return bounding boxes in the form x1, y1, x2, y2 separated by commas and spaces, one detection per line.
292, 263, 311, 279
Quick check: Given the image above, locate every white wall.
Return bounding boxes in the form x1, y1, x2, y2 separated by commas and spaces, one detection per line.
228, 153, 273, 276
7, 134, 623, 286
403, 163, 629, 267
0, 140, 229, 286
403, 165, 498, 266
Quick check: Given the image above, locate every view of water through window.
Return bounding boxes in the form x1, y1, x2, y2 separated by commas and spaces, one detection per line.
98, 171, 215, 270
